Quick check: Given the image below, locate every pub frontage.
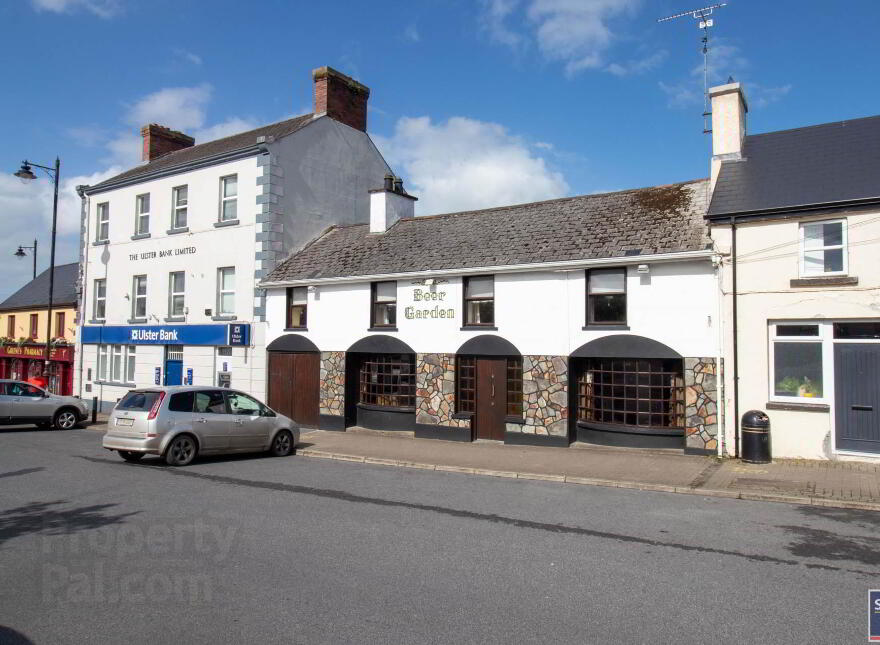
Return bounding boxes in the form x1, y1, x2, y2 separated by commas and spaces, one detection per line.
260, 178, 724, 454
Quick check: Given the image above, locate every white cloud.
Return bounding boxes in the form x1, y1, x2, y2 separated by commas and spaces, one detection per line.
658, 80, 701, 109
606, 49, 667, 76
192, 118, 260, 143
30, 0, 121, 18
173, 48, 203, 66
481, 0, 525, 48
749, 83, 793, 108
404, 24, 420, 42
374, 116, 569, 216
65, 125, 106, 147
124, 84, 213, 131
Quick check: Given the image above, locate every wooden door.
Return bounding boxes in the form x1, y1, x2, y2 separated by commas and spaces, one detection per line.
291, 352, 320, 428
475, 357, 507, 441
267, 352, 295, 419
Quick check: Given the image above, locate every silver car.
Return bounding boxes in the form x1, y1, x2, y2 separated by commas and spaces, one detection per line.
0, 379, 90, 430
103, 386, 299, 466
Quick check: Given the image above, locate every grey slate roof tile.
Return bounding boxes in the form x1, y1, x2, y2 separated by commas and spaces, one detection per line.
265, 179, 710, 282
708, 114, 880, 217
87, 114, 314, 192
0, 263, 78, 310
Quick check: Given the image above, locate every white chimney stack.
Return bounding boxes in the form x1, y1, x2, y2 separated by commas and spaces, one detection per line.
369, 174, 417, 233
709, 81, 748, 193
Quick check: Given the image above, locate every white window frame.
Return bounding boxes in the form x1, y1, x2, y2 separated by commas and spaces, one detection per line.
97, 345, 108, 380
768, 321, 831, 405
135, 193, 150, 236
219, 174, 238, 222
126, 346, 136, 383
168, 271, 185, 318
96, 202, 110, 242
799, 219, 848, 277
172, 185, 188, 230
93, 279, 106, 321
217, 267, 235, 316
132, 275, 147, 320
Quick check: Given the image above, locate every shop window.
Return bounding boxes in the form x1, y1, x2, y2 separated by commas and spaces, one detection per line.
456, 356, 476, 414
169, 271, 185, 317
771, 323, 823, 400
135, 193, 150, 235
217, 267, 235, 315
126, 346, 136, 382
172, 186, 188, 229
96, 202, 109, 241
463, 275, 494, 326
94, 279, 106, 321
800, 219, 846, 276
29, 314, 38, 339
506, 357, 523, 417
587, 268, 627, 325
7, 315, 15, 338
219, 175, 237, 222
370, 281, 397, 328
577, 358, 684, 429
286, 287, 308, 329
132, 276, 147, 319
28, 361, 43, 379
11, 359, 24, 380
358, 354, 415, 409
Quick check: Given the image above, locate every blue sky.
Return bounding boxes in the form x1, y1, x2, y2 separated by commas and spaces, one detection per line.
1, 0, 879, 299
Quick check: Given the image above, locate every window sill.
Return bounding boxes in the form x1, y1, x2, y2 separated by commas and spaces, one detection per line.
164, 316, 185, 323
582, 324, 630, 331
95, 380, 137, 388
130, 233, 151, 241
284, 327, 308, 332
460, 325, 498, 331
127, 318, 147, 324
368, 326, 398, 332
92, 240, 109, 246
765, 401, 830, 413
790, 276, 858, 288
213, 219, 240, 228
211, 315, 237, 321
87, 319, 106, 325
166, 227, 189, 235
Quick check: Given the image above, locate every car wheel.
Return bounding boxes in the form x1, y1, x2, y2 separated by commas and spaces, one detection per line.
118, 450, 144, 463
164, 434, 197, 466
53, 409, 78, 430
270, 429, 294, 457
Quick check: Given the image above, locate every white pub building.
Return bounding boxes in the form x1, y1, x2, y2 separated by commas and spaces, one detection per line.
75, 66, 391, 409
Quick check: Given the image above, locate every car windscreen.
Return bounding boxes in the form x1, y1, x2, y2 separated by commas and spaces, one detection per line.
118, 391, 161, 411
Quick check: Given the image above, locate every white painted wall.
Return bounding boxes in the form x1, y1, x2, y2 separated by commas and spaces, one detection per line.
264, 259, 719, 358
712, 209, 880, 461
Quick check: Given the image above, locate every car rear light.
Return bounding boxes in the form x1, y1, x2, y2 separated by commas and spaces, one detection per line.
147, 391, 166, 420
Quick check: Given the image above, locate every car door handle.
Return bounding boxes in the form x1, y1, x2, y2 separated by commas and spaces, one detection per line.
196, 417, 208, 423
234, 419, 243, 425
852, 405, 873, 411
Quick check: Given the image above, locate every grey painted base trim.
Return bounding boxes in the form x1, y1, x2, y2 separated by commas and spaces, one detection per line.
167, 227, 189, 235
582, 324, 630, 331
319, 414, 346, 431
460, 326, 498, 331
790, 276, 858, 288
213, 219, 240, 228
357, 405, 415, 432
127, 318, 147, 324
577, 425, 683, 449
504, 431, 570, 448
684, 446, 717, 456
131, 233, 151, 240
414, 424, 472, 442
367, 327, 398, 332
766, 401, 830, 412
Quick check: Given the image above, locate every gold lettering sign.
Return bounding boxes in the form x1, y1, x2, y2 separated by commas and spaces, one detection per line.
405, 287, 455, 320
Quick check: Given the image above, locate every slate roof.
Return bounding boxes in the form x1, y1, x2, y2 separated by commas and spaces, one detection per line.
264, 179, 711, 283
708, 114, 880, 218
0, 262, 78, 310
87, 113, 315, 192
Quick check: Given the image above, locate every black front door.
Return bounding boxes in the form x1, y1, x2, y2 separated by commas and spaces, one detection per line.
835, 344, 880, 453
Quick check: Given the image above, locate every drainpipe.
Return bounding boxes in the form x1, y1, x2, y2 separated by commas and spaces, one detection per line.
730, 216, 740, 458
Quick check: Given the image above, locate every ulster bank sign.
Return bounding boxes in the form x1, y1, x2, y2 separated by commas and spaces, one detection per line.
81, 323, 250, 346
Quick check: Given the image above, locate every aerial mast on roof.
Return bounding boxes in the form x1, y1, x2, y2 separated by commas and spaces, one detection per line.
658, 3, 728, 134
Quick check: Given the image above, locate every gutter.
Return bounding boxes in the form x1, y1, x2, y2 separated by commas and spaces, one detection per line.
730, 216, 740, 459
706, 194, 880, 223
259, 249, 715, 288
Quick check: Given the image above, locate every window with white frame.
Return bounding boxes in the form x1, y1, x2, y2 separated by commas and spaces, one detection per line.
135, 194, 150, 235
168, 271, 185, 317
220, 175, 237, 222
97, 345, 108, 380
132, 275, 147, 319
96, 203, 110, 241
126, 346, 136, 382
94, 279, 106, 320
770, 323, 825, 401
217, 267, 235, 315
100, 344, 136, 383
172, 186, 188, 229
800, 220, 847, 276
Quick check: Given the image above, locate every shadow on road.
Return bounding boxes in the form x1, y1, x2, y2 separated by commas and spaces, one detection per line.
0, 626, 35, 644
0, 500, 138, 548
0, 467, 44, 480
778, 523, 880, 566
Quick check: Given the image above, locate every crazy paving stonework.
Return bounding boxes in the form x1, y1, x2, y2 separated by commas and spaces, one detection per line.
511, 356, 568, 437
319, 352, 345, 416
685, 357, 718, 452
416, 354, 470, 430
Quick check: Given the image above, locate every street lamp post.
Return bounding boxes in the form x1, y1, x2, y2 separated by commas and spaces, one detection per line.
14, 239, 38, 280
14, 159, 60, 376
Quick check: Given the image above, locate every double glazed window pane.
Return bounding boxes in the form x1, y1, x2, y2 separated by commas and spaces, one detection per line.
98, 346, 108, 380
97, 203, 109, 240
589, 269, 626, 324
221, 175, 237, 221
465, 276, 493, 299
136, 194, 150, 234
372, 281, 396, 326
803, 248, 843, 274
288, 287, 307, 328
133, 276, 147, 318
94, 280, 106, 319
773, 342, 823, 398
465, 276, 494, 325
802, 221, 844, 274
170, 272, 185, 316
173, 186, 188, 228
126, 346, 136, 382
219, 268, 235, 314
111, 345, 122, 382
466, 300, 494, 325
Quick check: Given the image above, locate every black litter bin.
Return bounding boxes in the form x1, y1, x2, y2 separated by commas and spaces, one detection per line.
741, 410, 771, 464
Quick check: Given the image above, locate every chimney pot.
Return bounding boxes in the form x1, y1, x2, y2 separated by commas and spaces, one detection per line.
312, 66, 370, 132
393, 176, 404, 194
384, 173, 394, 191
140, 124, 195, 162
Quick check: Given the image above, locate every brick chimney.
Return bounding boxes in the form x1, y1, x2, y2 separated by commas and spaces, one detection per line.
709, 81, 748, 192
312, 66, 370, 132
140, 124, 195, 162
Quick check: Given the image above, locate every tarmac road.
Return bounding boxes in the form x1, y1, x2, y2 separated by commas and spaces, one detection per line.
0, 426, 877, 644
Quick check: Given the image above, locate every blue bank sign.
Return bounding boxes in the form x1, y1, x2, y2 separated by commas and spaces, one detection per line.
81, 323, 250, 347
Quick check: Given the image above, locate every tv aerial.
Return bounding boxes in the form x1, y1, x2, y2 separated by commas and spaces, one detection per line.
658, 3, 728, 134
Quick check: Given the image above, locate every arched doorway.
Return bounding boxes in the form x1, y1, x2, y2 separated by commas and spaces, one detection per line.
266, 334, 320, 428
456, 335, 522, 441
570, 335, 685, 449
345, 335, 416, 432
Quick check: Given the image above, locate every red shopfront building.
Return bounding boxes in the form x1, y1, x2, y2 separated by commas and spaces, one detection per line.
0, 344, 74, 395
